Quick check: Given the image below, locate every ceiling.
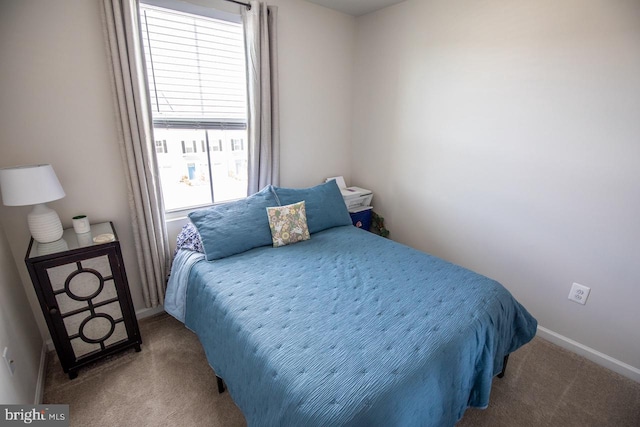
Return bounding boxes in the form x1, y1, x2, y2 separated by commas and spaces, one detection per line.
305, 0, 406, 17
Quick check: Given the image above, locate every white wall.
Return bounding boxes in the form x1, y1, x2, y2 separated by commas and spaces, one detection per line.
0, 0, 354, 339
0, 0, 145, 341
0, 224, 43, 404
352, 0, 640, 374
275, 0, 355, 187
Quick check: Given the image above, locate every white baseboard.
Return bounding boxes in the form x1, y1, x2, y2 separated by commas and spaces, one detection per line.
34, 341, 48, 404
135, 305, 165, 319
537, 326, 640, 383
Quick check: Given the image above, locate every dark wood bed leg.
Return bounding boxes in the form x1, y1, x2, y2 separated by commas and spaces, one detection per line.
216, 375, 226, 393
497, 354, 510, 378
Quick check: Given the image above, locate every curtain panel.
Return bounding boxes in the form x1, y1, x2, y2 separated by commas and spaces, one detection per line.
243, 1, 281, 195
101, 0, 171, 307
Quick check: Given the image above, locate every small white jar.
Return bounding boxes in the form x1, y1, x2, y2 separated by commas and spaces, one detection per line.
72, 215, 91, 234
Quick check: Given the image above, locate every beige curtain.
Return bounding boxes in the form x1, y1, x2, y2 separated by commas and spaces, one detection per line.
101, 0, 170, 308
243, 1, 280, 195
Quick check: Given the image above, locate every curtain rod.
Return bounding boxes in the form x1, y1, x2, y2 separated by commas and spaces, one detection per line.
224, 0, 251, 10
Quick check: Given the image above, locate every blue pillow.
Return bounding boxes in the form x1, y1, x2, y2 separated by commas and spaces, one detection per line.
272, 180, 352, 234
188, 186, 278, 260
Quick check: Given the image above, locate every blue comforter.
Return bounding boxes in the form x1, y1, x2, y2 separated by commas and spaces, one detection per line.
182, 225, 537, 426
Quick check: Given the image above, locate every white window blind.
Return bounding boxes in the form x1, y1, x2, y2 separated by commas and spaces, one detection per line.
140, 4, 247, 128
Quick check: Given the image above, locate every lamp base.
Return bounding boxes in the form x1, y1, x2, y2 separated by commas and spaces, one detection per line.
28, 203, 64, 243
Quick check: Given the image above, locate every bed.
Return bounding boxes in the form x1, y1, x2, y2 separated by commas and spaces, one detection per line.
165, 181, 537, 427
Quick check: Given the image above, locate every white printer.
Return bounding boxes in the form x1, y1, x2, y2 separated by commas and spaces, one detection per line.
326, 176, 373, 212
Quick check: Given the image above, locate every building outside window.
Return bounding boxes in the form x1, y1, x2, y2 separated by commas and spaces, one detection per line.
140, 2, 248, 211
210, 139, 223, 152
154, 140, 167, 154
181, 140, 198, 154
231, 138, 244, 152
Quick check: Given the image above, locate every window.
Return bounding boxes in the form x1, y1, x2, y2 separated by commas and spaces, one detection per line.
154, 140, 167, 154
231, 138, 244, 151
181, 140, 197, 154
140, 2, 248, 211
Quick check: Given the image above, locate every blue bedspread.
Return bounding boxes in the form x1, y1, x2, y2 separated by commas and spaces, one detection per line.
165, 249, 205, 323
182, 225, 537, 426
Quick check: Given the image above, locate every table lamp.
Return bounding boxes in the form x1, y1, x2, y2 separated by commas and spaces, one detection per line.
0, 164, 66, 243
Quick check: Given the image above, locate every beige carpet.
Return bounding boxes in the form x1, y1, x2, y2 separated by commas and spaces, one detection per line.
44, 313, 640, 426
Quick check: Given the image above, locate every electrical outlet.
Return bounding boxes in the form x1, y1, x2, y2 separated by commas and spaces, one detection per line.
3, 346, 16, 376
568, 282, 590, 305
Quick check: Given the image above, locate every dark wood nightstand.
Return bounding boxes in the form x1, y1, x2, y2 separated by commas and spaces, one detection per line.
25, 222, 142, 379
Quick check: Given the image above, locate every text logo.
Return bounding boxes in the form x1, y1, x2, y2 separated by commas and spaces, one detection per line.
0, 405, 69, 427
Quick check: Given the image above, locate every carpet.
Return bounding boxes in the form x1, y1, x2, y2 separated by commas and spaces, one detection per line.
44, 313, 640, 426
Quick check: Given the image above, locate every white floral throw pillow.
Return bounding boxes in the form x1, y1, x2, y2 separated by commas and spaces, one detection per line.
266, 201, 311, 247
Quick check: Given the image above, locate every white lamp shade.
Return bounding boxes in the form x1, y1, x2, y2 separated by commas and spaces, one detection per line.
0, 164, 66, 243
0, 164, 66, 206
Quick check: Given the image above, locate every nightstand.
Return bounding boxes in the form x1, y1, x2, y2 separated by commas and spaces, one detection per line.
25, 222, 142, 379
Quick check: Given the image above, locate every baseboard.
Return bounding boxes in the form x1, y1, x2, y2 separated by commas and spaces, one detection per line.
135, 305, 165, 319
34, 341, 48, 404
537, 326, 640, 383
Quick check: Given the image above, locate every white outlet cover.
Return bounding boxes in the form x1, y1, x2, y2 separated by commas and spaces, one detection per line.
568, 282, 591, 305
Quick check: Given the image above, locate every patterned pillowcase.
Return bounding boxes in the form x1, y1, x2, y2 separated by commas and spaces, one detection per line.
174, 222, 204, 257
266, 201, 311, 247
